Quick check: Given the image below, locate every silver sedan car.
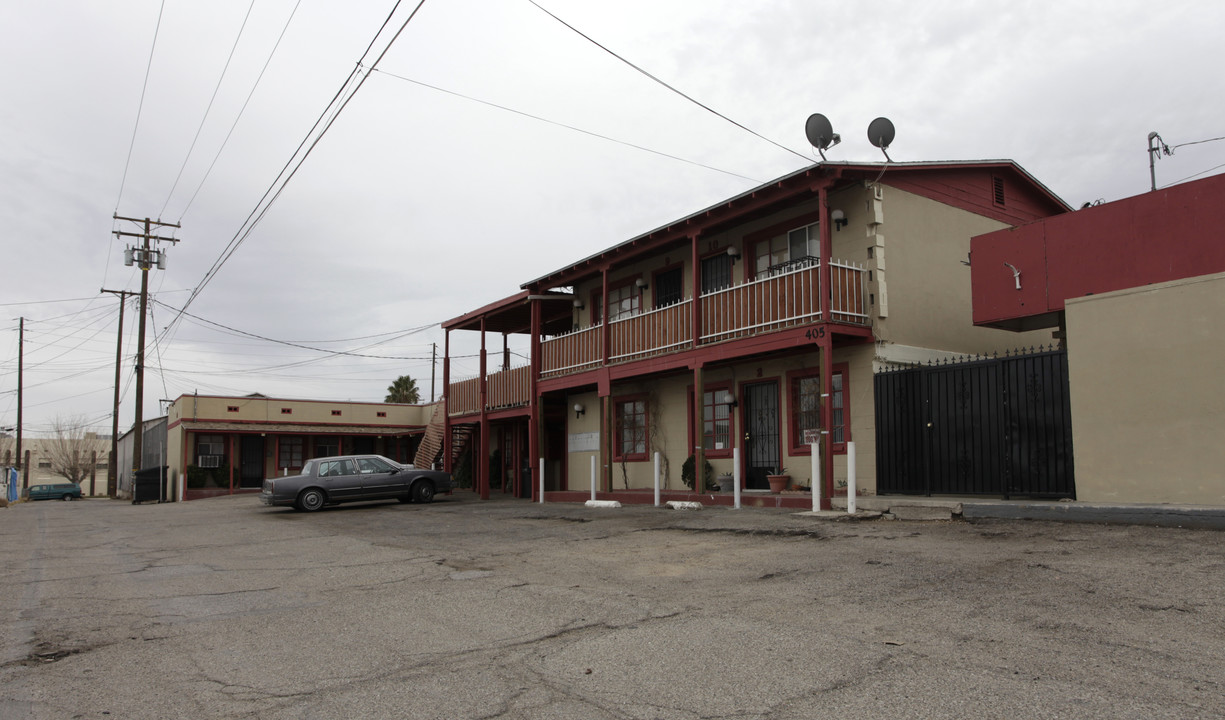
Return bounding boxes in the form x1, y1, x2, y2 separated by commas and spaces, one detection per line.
258, 454, 452, 512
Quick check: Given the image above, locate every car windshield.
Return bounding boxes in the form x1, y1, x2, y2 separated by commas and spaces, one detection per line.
301, 460, 316, 476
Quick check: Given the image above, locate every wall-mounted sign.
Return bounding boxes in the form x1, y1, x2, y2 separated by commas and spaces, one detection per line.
568, 432, 600, 453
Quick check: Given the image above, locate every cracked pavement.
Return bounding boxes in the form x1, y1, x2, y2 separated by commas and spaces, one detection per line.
2, 493, 1223, 719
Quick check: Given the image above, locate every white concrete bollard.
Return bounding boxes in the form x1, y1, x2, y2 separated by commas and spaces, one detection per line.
811, 441, 821, 512
654, 451, 661, 507
733, 447, 741, 510
847, 441, 857, 514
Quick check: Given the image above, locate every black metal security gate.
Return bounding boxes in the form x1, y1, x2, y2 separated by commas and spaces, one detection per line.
743, 381, 780, 490
240, 435, 264, 489
875, 347, 1074, 498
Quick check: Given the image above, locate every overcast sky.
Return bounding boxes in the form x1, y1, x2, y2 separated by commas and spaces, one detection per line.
2, 0, 1222, 437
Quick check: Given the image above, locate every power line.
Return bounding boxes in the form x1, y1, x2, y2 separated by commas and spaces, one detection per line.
159, 0, 258, 219
373, 69, 760, 184
152, 299, 435, 360
1172, 135, 1225, 150
526, 0, 812, 164
164, 0, 430, 343
114, 0, 167, 213
1160, 161, 1225, 189
176, 0, 305, 221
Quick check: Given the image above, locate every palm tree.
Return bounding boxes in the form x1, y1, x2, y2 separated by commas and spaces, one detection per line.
385, 375, 421, 404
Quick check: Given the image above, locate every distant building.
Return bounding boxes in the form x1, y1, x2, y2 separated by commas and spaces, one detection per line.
1, 433, 111, 496
164, 393, 436, 501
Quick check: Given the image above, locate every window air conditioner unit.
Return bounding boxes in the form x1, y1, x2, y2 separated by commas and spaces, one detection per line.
197, 455, 221, 468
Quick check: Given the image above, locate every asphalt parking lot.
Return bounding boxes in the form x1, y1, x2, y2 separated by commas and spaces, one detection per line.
2, 493, 1223, 719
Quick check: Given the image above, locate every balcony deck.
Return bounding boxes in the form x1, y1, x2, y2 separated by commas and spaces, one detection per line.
450, 261, 867, 416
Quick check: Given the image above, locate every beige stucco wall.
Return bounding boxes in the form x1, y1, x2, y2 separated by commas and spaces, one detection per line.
165, 395, 434, 491
170, 395, 432, 427
873, 186, 1052, 355
1066, 272, 1225, 505
563, 346, 880, 495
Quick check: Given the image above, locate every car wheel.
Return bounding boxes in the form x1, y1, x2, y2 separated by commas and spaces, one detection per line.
296, 488, 326, 512
411, 481, 435, 504
62, 495, 73, 501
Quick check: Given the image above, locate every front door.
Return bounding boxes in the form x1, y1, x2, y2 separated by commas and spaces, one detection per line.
743, 381, 780, 490
239, 435, 264, 489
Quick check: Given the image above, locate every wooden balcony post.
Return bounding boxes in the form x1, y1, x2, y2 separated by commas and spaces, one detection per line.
529, 295, 541, 501
479, 317, 490, 500
819, 185, 832, 323
601, 266, 611, 368
819, 331, 834, 509
690, 233, 701, 349
693, 363, 705, 493
601, 393, 611, 493
818, 184, 835, 507
443, 329, 451, 474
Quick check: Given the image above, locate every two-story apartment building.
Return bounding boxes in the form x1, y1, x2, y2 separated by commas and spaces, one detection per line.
431, 160, 1069, 507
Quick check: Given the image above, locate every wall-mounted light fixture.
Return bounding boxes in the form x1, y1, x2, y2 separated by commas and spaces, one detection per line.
721, 391, 738, 409
830, 209, 848, 231
572, 298, 584, 310
726, 245, 741, 264
635, 277, 648, 290
573, 403, 585, 419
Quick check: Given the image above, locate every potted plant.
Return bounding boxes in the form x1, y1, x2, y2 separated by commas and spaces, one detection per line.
766, 467, 790, 494
681, 455, 715, 491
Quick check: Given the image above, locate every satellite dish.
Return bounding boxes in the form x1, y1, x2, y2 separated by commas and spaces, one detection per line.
867, 117, 895, 149
867, 117, 895, 162
804, 113, 841, 160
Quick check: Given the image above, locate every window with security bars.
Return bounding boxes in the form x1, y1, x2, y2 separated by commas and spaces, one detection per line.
756, 223, 819, 276
790, 367, 848, 452
279, 437, 304, 469
654, 268, 683, 308
315, 437, 340, 458
701, 254, 732, 293
703, 389, 731, 453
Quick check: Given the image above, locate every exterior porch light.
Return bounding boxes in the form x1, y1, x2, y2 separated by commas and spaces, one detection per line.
830, 209, 848, 231
635, 277, 648, 290
573, 403, 585, 418
726, 245, 741, 263
721, 391, 738, 408
572, 298, 584, 309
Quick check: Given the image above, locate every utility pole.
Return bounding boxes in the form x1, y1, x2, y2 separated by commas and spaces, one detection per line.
430, 342, 437, 403
16, 317, 22, 486
113, 215, 180, 484
101, 289, 136, 497
1148, 131, 1172, 192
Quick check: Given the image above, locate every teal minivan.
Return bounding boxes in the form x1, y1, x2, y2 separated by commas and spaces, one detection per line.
24, 483, 82, 501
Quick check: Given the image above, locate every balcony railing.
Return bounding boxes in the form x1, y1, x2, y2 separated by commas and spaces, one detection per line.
448, 365, 532, 417
540, 323, 602, 379
610, 299, 692, 363
453, 260, 867, 399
